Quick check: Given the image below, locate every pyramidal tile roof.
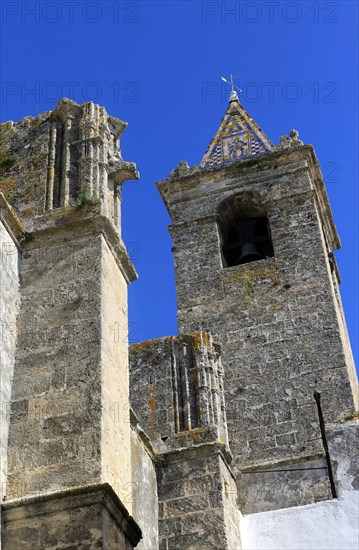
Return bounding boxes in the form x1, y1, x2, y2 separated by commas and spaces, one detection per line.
201, 91, 273, 169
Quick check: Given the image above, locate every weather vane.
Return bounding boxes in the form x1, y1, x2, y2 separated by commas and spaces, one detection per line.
221, 74, 242, 94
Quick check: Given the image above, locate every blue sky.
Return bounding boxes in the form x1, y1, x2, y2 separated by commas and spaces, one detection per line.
1, 0, 358, 366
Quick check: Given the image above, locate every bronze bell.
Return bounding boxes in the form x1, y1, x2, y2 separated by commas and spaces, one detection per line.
237, 242, 265, 264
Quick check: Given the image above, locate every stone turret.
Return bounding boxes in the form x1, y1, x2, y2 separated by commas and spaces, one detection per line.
0, 97, 138, 231
130, 332, 228, 446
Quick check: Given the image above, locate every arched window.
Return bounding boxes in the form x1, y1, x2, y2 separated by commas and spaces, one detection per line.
218, 194, 274, 268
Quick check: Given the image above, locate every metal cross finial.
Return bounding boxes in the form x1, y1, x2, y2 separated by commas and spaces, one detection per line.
221, 75, 242, 101
221, 74, 242, 92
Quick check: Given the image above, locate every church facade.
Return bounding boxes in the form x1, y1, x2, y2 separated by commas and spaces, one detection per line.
0, 94, 358, 549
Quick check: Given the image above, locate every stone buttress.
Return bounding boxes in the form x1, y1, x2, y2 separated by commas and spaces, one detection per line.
0, 99, 143, 549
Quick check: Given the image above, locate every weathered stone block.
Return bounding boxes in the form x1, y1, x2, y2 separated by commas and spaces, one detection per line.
1, 484, 141, 550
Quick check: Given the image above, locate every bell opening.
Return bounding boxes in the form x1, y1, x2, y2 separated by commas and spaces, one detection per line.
220, 215, 274, 268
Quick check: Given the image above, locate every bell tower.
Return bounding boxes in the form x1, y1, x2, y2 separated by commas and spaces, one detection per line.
157, 90, 358, 513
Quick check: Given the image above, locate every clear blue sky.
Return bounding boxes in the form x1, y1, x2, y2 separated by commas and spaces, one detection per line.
1, 1, 358, 367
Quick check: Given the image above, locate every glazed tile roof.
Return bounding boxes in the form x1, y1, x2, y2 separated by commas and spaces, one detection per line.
201, 92, 273, 168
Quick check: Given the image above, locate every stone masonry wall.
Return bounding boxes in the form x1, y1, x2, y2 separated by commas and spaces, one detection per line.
131, 417, 159, 550
101, 232, 133, 512
130, 337, 176, 442
0, 194, 23, 549
0, 219, 20, 502
0, 216, 20, 550
4, 210, 135, 511
1, 484, 141, 550
157, 446, 241, 550
5, 216, 103, 500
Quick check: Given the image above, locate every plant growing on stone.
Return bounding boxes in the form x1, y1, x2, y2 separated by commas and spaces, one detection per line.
76, 184, 101, 207
0, 154, 19, 169
153, 453, 167, 465
242, 276, 256, 300
18, 231, 34, 243
0, 129, 14, 139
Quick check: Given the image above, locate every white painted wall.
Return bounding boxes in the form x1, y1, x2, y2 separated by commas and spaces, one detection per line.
241, 421, 359, 550
241, 489, 359, 550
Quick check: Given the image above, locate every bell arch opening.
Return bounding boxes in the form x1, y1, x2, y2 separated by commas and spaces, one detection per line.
217, 193, 274, 268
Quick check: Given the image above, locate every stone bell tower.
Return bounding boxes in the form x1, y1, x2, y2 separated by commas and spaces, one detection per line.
157, 89, 358, 514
